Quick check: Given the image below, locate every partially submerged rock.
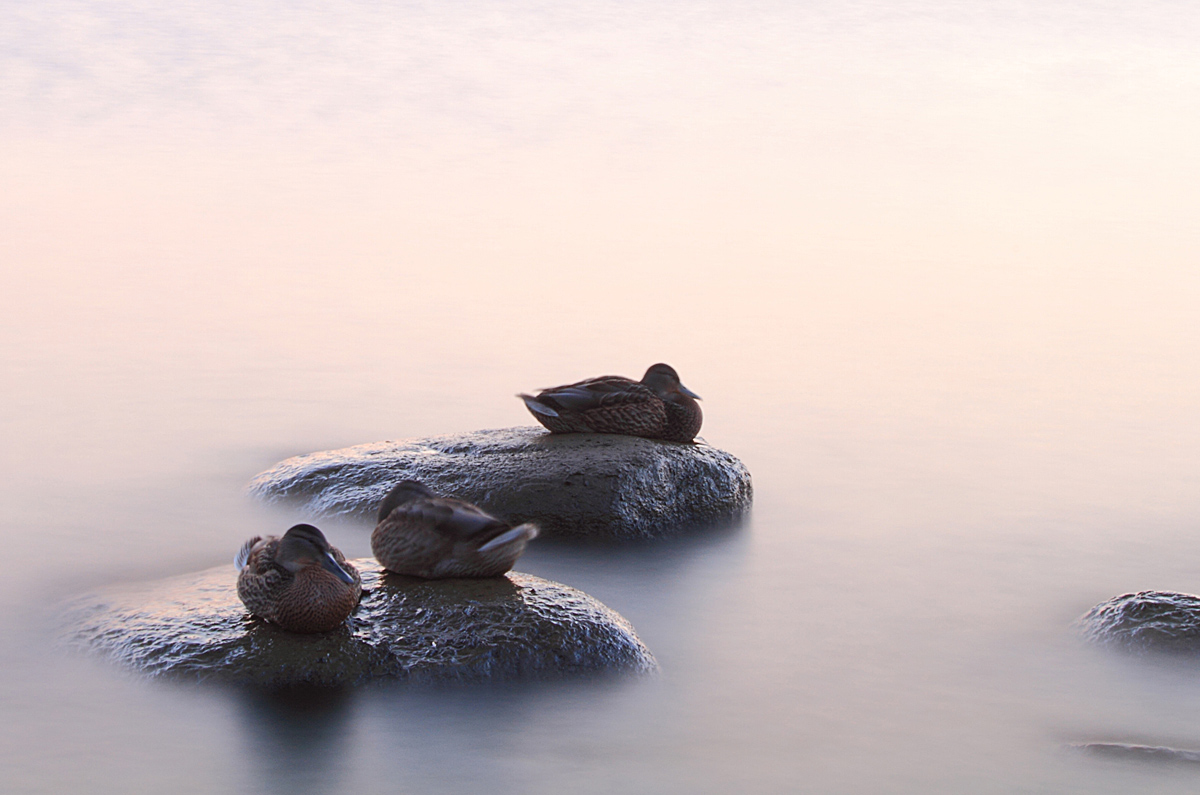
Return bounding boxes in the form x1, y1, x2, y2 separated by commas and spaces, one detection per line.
61, 559, 657, 687
248, 426, 752, 541
1071, 742, 1200, 766
1079, 590, 1200, 655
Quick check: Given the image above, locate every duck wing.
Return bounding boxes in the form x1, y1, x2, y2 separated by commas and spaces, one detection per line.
392, 498, 509, 541
537, 376, 656, 411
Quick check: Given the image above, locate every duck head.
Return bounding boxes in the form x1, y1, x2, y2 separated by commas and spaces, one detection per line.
376, 480, 435, 523
277, 524, 356, 584
641, 363, 701, 402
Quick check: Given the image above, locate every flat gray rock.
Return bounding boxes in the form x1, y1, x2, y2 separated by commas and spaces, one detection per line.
1079, 590, 1200, 654
61, 559, 657, 687
248, 426, 752, 541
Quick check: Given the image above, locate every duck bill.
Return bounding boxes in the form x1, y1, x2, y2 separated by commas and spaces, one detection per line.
321, 552, 356, 584
678, 384, 701, 400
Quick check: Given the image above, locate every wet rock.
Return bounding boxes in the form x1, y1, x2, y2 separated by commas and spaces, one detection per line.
61, 559, 657, 687
248, 426, 752, 541
1079, 590, 1200, 655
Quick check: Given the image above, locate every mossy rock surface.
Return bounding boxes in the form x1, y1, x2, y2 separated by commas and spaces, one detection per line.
248, 426, 752, 541
1080, 590, 1200, 655
62, 559, 657, 686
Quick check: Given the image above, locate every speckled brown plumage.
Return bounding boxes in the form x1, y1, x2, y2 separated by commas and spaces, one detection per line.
371, 481, 538, 578
235, 526, 362, 633
519, 363, 703, 443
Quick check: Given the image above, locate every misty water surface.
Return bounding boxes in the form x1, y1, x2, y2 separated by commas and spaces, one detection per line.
2, 1, 1200, 793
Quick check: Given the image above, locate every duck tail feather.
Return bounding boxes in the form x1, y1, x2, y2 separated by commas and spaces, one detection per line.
234, 536, 262, 570
478, 523, 539, 553
518, 394, 559, 418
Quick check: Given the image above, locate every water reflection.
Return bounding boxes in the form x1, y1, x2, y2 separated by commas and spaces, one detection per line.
348, 677, 652, 795
231, 686, 357, 795
516, 516, 752, 652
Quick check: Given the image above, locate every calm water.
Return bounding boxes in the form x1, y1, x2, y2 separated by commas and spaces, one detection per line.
3, 1, 1200, 792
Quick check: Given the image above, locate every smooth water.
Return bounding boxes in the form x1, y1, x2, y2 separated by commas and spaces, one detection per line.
3, 1, 1200, 792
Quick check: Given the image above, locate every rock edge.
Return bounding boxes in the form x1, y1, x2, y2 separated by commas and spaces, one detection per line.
61, 559, 658, 687
248, 426, 752, 541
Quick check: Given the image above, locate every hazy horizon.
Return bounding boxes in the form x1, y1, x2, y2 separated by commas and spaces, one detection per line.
3, 1, 1200, 792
